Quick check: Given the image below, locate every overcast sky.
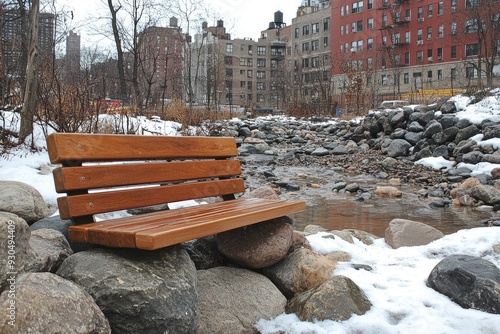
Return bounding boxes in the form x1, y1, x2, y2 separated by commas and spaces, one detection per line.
55, 0, 302, 48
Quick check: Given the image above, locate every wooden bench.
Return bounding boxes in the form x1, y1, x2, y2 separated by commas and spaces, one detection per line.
46, 133, 305, 250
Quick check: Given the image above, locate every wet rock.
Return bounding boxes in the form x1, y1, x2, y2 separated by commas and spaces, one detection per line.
374, 186, 402, 198
0, 273, 110, 334
286, 275, 372, 322
332, 182, 347, 191
197, 267, 286, 334
263, 247, 336, 299
345, 183, 360, 193
57, 247, 198, 334
0, 181, 49, 224
428, 254, 500, 314
217, 216, 294, 269
384, 218, 444, 248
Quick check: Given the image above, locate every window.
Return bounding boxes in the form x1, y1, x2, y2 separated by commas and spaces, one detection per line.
302, 58, 310, 68
427, 49, 433, 58
451, 22, 457, 35
466, 0, 479, 8
368, 18, 374, 29
357, 20, 363, 32
247, 70, 253, 78
341, 25, 344, 36
357, 39, 364, 51
406, 9, 411, 19
466, 66, 477, 78
368, 0, 373, 10
466, 43, 479, 56
427, 27, 432, 39
428, 4, 433, 17
367, 57, 373, 69
247, 81, 252, 90
427, 70, 433, 80
226, 69, 233, 77
418, 7, 423, 19
240, 81, 245, 87
324, 18, 330, 31
394, 33, 401, 44
382, 74, 388, 85
257, 82, 265, 90
367, 37, 374, 50
257, 70, 266, 79
438, 47, 443, 59
465, 19, 479, 34
239, 58, 245, 66
451, 68, 457, 79
438, 25, 444, 38
382, 15, 387, 27
451, 45, 457, 58
303, 25, 309, 35
257, 94, 265, 103
224, 56, 233, 65
405, 52, 410, 65
226, 43, 233, 53
246, 58, 253, 66
323, 36, 329, 46
341, 6, 344, 17
257, 59, 266, 67
312, 22, 319, 34
257, 46, 266, 56
294, 28, 299, 38
438, 69, 443, 79
248, 45, 253, 55
345, 24, 349, 35
352, 1, 363, 13
417, 50, 424, 62
417, 29, 423, 41
438, 2, 444, 15
312, 57, 320, 68
405, 31, 411, 43
240, 70, 245, 75
311, 40, 319, 51
302, 42, 309, 51
404, 73, 410, 84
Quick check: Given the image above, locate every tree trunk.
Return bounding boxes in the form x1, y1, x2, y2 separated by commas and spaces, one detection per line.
19, 0, 39, 144
107, 0, 127, 103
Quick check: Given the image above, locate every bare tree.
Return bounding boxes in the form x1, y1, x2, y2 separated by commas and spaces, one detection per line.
18, 0, 38, 144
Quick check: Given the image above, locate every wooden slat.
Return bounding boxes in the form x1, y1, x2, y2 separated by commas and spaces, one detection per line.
52, 160, 242, 192
57, 178, 245, 219
67, 198, 306, 249
47, 133, 238, 164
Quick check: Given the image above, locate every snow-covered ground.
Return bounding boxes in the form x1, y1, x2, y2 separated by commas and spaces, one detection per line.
1, 93, 500, 333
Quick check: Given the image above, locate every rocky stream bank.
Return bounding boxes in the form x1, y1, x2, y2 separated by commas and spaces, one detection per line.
0, 99, 499, 333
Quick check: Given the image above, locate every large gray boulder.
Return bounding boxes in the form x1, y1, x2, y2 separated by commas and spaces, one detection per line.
263, 247, 336, 299
428, 254, 500, 314
0, 272, 110, 333
286, 275, 372, 322
217, 216, 294, 269
387, 139, 411, 158
197, 266, 286, 334
385, 218, 444, 248
28, 228, 73, 272
30, 215, 92, 252
57, 247, 198, 334
0, 181, 49, 224
469, 185, 500, 205
0, 216, 34, 291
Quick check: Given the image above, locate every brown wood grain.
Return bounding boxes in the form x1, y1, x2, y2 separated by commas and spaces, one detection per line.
57, 178, 246, 219
47, 133, 238, 163
67, 198, 306, 249
52, 160, 242, 192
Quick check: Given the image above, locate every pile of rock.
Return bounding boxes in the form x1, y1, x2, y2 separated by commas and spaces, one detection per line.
0, 181, 499, 333
208, 100, 500, 212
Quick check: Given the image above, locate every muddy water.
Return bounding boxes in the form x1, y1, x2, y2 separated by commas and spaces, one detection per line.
290, 197, 493, 237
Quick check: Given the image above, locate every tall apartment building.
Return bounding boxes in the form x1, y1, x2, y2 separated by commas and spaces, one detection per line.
65, 30, 81, 81
331, 0, 500, 106
138, 18, 185, 104
188, 17, 293, 111
291, 1, 333, 113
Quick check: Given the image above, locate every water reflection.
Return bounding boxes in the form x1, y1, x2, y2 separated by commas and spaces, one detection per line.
291, 197, 493, 237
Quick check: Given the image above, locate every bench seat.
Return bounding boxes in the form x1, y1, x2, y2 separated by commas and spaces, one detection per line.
46, 133, 305, 250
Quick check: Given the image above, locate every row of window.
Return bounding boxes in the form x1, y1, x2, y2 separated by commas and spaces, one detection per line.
298, 37, 330, 52
225, 44, 268, 56
294, 18, 330, 38
376, 66, 477, 87
339, 0, 469, 17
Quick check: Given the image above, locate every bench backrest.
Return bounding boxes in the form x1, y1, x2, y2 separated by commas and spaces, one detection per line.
47, 133, 243, 224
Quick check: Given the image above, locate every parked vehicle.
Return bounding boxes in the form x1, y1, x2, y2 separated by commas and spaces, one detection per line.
377, 100, 410, 109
